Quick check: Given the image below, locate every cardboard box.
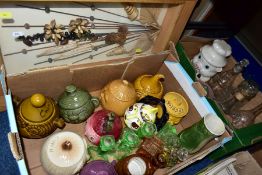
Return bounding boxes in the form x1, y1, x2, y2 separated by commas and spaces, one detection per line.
0, 2, 231, 175
177, 36, 262, 160
198, 151, 262, 175
2, 51, 231, 175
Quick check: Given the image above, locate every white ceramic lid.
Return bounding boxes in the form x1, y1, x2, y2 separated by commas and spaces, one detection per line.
127, 157, 147, 175
213, 39, 232, 57
201, 39, 231, 68
45, 131, 86, 167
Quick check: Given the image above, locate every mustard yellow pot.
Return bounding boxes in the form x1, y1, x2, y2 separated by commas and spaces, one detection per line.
15, 93, 65, 139
100, 79, 137, 116
163, 92, 189, 125
134, 74, 165, 100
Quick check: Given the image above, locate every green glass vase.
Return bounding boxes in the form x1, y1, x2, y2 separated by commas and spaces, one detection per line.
178, 114, 225, 154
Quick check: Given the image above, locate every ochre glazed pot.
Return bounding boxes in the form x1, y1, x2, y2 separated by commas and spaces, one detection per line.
100, 79, 137, 116
15, 93, 65, 139
134, 74, 165, 100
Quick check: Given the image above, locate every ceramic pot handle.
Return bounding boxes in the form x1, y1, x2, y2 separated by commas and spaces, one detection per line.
12, 95, 22, 107
81, 137, 90, 161
91, 97, 100, 108
54, 118, 66, 129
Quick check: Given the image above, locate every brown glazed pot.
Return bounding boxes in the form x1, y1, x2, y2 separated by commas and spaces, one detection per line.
15, 93, 65, 139
100, 79, 137, 116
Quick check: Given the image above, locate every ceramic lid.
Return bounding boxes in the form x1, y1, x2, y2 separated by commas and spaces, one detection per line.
108, 80, 136, 102
58, 85, 91, 110
20, 93, 55, 122
201, 40, 231, 68
43, 131, 86, 168
127, 157, 147, 175
163, 92, 189, 118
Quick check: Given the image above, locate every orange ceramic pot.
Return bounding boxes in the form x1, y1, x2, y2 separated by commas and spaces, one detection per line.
100, 79, 137, 116
15, 93, 65, 139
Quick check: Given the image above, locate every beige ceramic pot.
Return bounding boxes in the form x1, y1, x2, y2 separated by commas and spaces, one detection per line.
100, 79, 137, 116
41, 131, 89, 175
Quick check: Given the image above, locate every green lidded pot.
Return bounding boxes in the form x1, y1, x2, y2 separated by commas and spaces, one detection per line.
58, 85, 100, 124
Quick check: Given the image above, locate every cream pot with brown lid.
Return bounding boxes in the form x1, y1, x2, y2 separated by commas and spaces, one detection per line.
41, 131, 89, 175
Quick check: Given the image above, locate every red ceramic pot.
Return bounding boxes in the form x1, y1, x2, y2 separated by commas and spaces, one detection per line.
85, 110, 123, 145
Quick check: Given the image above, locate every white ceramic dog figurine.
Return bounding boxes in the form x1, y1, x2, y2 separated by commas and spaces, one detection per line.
192, 39, 232, 82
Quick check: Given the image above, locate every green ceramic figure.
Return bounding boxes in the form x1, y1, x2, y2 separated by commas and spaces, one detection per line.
178, 114, 225, 154
58, 85, 100, 124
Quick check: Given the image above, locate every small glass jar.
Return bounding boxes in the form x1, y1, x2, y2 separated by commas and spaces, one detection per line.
219, 80, 259, 114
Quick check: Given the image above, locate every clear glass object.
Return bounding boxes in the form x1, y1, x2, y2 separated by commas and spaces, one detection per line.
231, 103, 262, 129
178, 114, 225, 154
219, 80, 259, 114
208, 59, 249, 96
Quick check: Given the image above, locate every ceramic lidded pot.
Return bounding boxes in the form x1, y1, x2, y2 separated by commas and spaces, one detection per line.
134, 74, 165, 100
58, 85, 100, 123
85, 110, 123, 145
41, 131, 89, 175
124, 103, 158, 130
163, 92, 189, 125
80, 160, 117, 175
100, 79, 137, 116
15, 93, 65, 139
115, 154, 156, 175
192, 39, 232, 82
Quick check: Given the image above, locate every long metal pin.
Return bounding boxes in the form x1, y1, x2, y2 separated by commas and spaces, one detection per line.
16, 4, 144, 28
4, 45, 55, 56
4, 30, 150, 56
2, 25, 148, 29
34, 34, 141, 65
74, 2, 129, 19
72, 37, 139, 64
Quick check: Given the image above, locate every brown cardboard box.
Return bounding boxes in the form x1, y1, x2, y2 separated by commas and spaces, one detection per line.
199, 151, 262, 175
4, 51, 231, 175
0, 1, 232, 175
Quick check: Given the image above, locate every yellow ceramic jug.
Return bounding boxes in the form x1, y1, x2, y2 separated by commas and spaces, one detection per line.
134, 74, 165, 100
15, 93, 65, 138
